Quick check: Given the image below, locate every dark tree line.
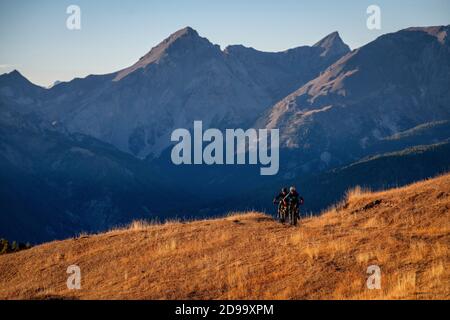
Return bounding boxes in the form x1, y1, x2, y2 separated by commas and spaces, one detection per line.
0, 238, 32, 255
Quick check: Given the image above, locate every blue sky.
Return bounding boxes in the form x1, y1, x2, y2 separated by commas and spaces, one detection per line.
0, 0, 449, 87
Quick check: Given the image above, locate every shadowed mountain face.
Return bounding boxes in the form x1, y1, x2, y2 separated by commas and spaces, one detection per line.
0, 108, 195, 243
223, 30, 350, 106
1, 25, 450, 242
0, 70, 46, 113
259, 26, 450, 174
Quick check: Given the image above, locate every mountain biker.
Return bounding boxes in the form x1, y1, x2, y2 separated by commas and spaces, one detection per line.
283, 186, 304, 225
273, 187, 288, 223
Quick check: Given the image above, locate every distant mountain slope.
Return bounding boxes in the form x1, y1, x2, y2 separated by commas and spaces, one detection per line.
300, 141, 450, 213
223, 30, 350, 103
0, 70, 45, 113
381, 120, 450, 142
260, 25, 450, 173
0, 173, 448, 299
0, 109, 191, 243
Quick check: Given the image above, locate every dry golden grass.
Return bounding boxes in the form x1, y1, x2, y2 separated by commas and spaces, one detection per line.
0, 174, 449, 300
345, 185, 371, 201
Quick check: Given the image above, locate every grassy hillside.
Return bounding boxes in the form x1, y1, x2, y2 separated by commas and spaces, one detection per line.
0, 174, 449, 300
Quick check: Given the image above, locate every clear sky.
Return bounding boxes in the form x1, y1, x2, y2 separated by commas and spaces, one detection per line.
0, 0, 449, 87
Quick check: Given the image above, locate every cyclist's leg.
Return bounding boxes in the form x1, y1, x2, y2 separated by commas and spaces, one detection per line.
289, 203, 294, 224
277, 202, 282, 221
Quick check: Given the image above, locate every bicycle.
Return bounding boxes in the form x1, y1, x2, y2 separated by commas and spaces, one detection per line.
277, 201, 287, 223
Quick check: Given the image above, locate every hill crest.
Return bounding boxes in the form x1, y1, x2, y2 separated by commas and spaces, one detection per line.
0, 173, 448, 299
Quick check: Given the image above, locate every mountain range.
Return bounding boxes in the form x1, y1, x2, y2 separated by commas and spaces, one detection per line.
0, 25, 449, 242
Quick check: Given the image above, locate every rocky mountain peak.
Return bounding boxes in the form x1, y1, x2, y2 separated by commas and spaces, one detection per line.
0, 70, 28, 83
114, 26, 213, 81
313, 31, 350, 57
0, 69, 44, 99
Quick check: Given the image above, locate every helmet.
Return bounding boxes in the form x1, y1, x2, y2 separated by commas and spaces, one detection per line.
290, 186, 296, 193
282, 187, 288, 193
